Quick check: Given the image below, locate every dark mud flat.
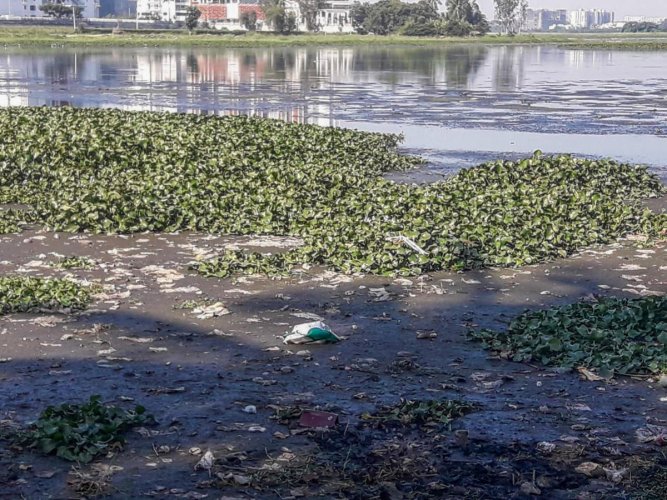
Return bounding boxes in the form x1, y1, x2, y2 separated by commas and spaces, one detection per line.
1, 200, 666, 499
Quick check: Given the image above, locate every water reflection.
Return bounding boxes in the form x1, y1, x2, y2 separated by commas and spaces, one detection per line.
0, 46, 493, 123
493, 46, 525, 92
0, 45, 665, 168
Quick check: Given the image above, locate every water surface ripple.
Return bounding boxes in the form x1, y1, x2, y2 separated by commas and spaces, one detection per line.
1, 45, 665, 179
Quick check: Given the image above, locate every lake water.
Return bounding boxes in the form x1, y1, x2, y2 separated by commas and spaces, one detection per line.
1, 45, 665, 180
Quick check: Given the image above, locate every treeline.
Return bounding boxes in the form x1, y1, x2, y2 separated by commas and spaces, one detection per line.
622, 21, 667, 33
39, 3, 83, 19
351, 0, 489, 37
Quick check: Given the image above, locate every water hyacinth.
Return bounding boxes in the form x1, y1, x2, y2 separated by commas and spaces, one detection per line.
469, 296, 667, 378
0, 107, 664, 277
0, 276, 92, 315
0, 211, 21, 234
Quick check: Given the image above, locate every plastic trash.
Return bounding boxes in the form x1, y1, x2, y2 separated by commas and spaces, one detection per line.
299, 410, 338, 428
283, 321, 341, 345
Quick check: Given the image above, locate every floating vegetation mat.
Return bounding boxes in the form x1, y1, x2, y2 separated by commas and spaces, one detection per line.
1, 107, 664, 276
0, 210, 26, 234
0, 276, 92, 315
469, 296, 667, 378
193, 249, 296, 279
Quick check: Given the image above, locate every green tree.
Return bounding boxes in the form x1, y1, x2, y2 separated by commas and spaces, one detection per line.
262, 0, 298, 33
39, 3, 83, 19
240, 10, 258, 31
494, 0, 522, 35
185, 6, 201, 32
297, 0, 325, 31
622, 21, 660, 33
446, 0, 471, 23
443, 0, 488, 36
350, 0, 440, 36
469, 1, 488, 32
350, 2, 370, 34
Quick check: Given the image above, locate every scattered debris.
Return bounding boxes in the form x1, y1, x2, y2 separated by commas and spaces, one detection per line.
369, 287, 392, 302
636, 425, 667, 445
192, 302, 231, 319
575, 462, 603, 477
283, 321, 341, 345
298, 411, 338, 429
536, 442, 557, 454
194, 450, 215, 476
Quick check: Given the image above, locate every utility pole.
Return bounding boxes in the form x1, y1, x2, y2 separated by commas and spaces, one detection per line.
66, 1, 78, 31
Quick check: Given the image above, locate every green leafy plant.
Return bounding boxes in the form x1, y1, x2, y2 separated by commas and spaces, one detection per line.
0, 210, 24, 234
191, 249, 301, 279
362, 399, 474, 428
16, 396, 151, 463
469, 296, 667, 377
55, 256, 96, 270
0, 107, 664, 278
0, 276, 92, 315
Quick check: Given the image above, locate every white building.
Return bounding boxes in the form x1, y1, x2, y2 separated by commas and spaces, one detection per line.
136, 0, 163, 20
137, 0, 190, 23
0, 0, 98, 18
286, 0, 354, 33
569, 9, 614, 29
624, 16, 666, 24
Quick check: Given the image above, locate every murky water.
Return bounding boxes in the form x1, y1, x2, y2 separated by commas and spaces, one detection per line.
1, 45, 665, 179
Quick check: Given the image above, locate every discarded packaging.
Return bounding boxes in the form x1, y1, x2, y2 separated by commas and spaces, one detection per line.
283, 321, 341, 345
636, 424, 667, 445
575, 462, 602, 477
536, 442, 556, 454
299, 410, 338, 428
520, 482, 541, 496
386, 235, 427, 255
194, 450, 215, 474
604, 466, 628, 484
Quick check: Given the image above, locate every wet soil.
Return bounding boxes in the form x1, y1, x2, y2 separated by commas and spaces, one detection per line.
0, 197, 665, 499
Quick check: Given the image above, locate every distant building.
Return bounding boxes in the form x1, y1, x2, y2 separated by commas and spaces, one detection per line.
137, 0, 160, 20
569, 9, 614, 29
189, 0, 354, 32
99, 0, 135, 17
193, 0, 265, 30
286, 0, 354, 33
522, 8, 538, 31
137, 0, 189, 22
0, 0, 98, 18
624, 16, 666, 24
523, 9, 568, 31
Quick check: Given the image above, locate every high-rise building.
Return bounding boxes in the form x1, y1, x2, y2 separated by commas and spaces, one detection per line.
569, 9, 614, 29
523, 9, 568, 31
539, 9, 568, 30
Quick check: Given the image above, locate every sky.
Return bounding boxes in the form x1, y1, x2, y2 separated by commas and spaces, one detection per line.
476, 0, 667, 19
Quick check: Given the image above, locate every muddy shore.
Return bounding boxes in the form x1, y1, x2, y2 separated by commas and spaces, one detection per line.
0, 196, 665, 499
